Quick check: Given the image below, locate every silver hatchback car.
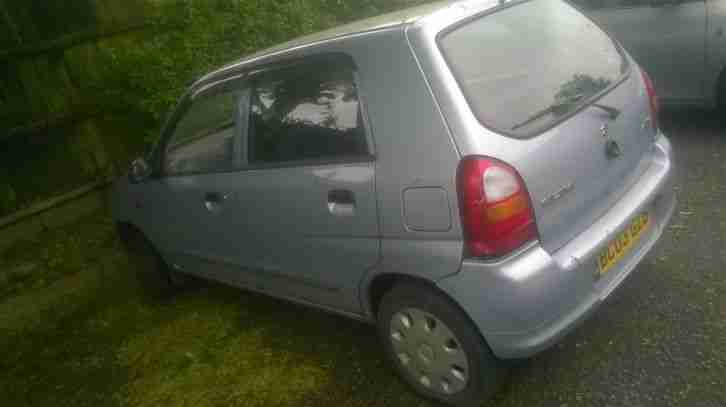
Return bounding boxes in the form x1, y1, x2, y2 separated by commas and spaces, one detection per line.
112, 0, 676, 404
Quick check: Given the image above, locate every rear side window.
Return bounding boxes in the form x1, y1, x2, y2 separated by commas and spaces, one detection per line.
439, 0, 628, 138
247, 55, 369, 165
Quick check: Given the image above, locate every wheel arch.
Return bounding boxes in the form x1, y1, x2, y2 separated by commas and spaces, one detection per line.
367, 273, 441, 319
115, 221, 158, 255
366, 273, 490, 349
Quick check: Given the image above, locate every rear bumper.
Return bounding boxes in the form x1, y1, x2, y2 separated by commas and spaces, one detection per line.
437, 132, 676, 359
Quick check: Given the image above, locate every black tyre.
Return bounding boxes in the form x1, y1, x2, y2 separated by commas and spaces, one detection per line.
117, 224, 187, 299
377, 282, 506, 407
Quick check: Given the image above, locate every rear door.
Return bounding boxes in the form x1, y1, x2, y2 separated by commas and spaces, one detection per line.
230, 54, 380, 312
438, 0, 658, 253
571, 0, 707, 103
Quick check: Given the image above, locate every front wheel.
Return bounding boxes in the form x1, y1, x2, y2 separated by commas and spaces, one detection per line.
377, 282, 506, 407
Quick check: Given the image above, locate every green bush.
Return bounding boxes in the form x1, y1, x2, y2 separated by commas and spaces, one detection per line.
0, 183, 17, 214
90, 0, 427, 147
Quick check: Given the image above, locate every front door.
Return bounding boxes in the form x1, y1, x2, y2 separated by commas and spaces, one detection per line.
138, 78, 249, 283
572, 0, 707, 103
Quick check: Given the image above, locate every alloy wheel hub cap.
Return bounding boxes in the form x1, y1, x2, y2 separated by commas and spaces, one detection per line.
418, 344, 435, 365
389, 308, 470, 396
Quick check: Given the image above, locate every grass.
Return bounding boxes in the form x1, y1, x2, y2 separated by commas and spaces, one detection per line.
0, 212, 430, 407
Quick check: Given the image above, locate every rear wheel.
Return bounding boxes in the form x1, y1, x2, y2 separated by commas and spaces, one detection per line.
377, 282, 506, 406
117, 224, 188, 299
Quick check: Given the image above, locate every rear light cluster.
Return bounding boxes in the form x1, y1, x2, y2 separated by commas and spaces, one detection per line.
457, 157, 538, 258
640, 68, 660, 131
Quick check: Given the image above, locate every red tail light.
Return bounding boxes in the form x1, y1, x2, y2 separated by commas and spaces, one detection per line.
457, 157, 539, 258
641, 68, 659, 130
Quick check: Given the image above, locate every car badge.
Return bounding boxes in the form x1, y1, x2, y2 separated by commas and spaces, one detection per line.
601, 123, 621, 159
541, 182, 575, 207
600, 123, 609, 138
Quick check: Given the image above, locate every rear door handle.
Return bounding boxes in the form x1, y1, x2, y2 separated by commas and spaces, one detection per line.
328, 189, 355, 204
327, 189, 355, 216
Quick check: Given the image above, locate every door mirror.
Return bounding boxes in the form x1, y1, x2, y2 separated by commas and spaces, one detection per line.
129, 157, 152, 183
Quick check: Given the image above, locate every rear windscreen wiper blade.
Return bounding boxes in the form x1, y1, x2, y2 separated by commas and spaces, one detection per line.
511, 94, 620, 131
511, 94, 585, 131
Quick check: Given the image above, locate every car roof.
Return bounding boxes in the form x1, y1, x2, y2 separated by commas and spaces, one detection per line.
195, 0, 510, 86
197, 0, 501, 84
233, 1, 453, 61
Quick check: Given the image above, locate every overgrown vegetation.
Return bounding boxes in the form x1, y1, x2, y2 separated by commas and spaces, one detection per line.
91, 0, 426, 144
0, 0, 426, 217
0, 210, 115, 301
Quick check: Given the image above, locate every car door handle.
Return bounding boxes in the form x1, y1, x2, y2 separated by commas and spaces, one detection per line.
205, 192, 229, 203
204, 192, 228, 212
327, 189, 355, 216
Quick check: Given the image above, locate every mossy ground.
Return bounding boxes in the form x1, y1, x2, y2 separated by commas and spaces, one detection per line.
0, 212, 429, 407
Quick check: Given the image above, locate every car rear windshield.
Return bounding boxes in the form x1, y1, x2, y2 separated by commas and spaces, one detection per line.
438, 0, 628, 138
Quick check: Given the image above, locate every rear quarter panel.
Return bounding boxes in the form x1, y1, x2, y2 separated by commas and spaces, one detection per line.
350, 28, 465, 315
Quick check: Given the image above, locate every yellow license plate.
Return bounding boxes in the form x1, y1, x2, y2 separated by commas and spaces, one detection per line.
597, 213, 650, 276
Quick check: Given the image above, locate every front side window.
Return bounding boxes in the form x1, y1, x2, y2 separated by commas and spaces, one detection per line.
164, 87, 243, 175
247, 56, 369, 164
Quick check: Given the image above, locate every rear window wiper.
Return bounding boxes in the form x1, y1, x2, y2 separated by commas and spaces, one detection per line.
511, 95, 584, 131
511, 94, 620, 131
